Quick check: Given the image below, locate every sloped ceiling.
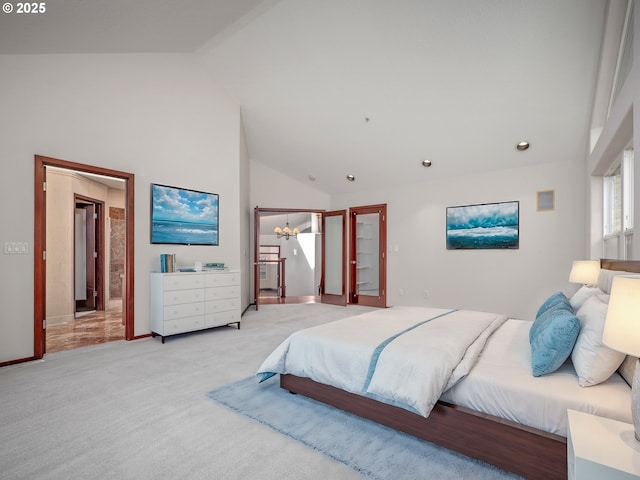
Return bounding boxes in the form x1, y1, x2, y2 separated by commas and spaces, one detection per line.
1, 0, 608, 195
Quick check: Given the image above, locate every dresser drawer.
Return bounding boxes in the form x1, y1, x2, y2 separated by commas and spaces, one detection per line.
205, 285, 239, 301
205, 273, 240, 288
206, 309, 240, 328
206, 297, 239, 314
163, 302, 205, 321
163, 274, 206, 291
164, 315, 205, 335
163, 288, 205, 306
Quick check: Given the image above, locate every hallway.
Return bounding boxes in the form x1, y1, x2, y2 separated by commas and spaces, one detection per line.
46, 299, 124, 353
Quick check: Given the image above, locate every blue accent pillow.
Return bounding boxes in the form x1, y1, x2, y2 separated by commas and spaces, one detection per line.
529, 292, 573, 342
530, 308, 580, 377
536, 291, 572, 318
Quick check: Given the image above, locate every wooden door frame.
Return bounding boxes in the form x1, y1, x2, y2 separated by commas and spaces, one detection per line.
349, 203, 387, 308
74, 195, 105, 313
34, 155, 135, 359
253, 207, 325, 310
320, 210, 347, 306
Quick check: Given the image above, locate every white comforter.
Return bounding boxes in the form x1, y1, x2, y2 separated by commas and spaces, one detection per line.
257, 306, 507, 417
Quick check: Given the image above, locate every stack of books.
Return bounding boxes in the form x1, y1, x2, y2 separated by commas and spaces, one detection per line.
160, 254, 176, 273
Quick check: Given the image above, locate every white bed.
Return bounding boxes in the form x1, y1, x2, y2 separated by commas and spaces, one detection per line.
257, 259, 640, 480
440, 317, 631, 436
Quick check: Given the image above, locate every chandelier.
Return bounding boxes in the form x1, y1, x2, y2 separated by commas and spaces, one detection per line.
274, 216, 299, 240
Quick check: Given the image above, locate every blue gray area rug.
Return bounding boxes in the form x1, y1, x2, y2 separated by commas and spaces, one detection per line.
207, 377, 523, 480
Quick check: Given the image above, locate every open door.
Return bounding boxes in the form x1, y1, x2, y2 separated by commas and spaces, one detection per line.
74, 197, 105, 314
34, 154, 136, 361
321, 210, 347, 306
83, 203, 97, 311
349, 204, 387, 308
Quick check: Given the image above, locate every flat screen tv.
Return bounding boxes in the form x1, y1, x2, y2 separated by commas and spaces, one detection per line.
150, 183, 219, 245
446, 200, 519, 250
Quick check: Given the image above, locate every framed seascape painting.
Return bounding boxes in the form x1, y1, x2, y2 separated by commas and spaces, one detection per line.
446, 201, 519, 250
150, 183, 219, 245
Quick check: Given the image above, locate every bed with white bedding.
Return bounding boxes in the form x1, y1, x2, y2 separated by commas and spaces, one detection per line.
440, 318, 631, 437
258, 307, 507, 417
256, 259, 640, 480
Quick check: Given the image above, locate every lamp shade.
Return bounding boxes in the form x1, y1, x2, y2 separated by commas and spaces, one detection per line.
602, 276, 640, 357
568, 260, 600, 285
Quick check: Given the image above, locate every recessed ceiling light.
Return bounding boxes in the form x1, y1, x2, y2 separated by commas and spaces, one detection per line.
308, 174, 316, 182
421, 159, 432, 167
516, 141, 530, 151
346, 174, 355, 182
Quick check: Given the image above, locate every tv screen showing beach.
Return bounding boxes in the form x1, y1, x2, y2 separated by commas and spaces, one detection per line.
446, 201, 519, 250
150, 184, 219, 245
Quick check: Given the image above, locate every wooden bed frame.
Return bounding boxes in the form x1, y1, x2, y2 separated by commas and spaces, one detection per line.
280, 259, 640, 480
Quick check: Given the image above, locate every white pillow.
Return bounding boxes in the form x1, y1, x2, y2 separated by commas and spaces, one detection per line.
597, 269, 636, 294
569, 285, 601, 311
571, 295, 625, 387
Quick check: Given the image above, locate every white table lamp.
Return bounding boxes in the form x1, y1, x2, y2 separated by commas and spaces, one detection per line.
602, 276, 640, 441
568, 260, 600, 286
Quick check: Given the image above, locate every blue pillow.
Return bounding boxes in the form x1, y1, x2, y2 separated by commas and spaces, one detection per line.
536, 291, 571, 318
530, 308, 580, 377
529, 292, 573, 342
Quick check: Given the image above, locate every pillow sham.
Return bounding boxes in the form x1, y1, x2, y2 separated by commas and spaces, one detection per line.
530, 292, 573, 342
597, 269, 637, 294
569, 285, 601, 311
571, 295, 625, 387
530, 308, 580, 377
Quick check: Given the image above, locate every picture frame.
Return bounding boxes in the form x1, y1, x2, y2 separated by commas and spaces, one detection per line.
446, 201, 519, 250
150, 183, 219, 245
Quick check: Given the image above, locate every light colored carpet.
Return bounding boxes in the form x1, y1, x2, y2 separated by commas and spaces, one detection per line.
208, 376, 523, 480
0, 303, 374, 480
1, 303, 518, 479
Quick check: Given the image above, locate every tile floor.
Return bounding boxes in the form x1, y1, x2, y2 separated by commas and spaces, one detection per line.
45, 299, 125, 353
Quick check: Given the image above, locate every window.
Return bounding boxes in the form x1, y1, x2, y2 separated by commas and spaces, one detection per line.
603, 146, 634, 259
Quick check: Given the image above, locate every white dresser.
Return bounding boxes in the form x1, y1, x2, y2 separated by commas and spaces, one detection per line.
150, 270, 241, 343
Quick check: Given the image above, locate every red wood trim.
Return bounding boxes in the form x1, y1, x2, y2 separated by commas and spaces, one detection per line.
601, 259, 640, 273
130, 333, 151, 340
254, 207, 327, 310
0, 356, 38, 368
124, 173, 135, 340
33, 155, 135, 358
349, 204, 387, 308
34, 157, 46, 358
256, 207, 327, 214
281, 374, 566, 480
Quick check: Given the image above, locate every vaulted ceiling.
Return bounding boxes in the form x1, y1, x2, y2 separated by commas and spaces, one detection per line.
1, 0, 610, 195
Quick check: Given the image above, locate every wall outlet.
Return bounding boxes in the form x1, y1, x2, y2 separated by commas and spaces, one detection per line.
399, 288, 404, 296
423, 290, 428, 299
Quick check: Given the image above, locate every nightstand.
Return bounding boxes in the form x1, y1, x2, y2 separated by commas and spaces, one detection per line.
567, 409, 640, 479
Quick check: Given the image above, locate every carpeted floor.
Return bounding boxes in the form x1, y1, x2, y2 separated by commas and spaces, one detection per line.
208, 376, 523, 480
1, 303, 524, 479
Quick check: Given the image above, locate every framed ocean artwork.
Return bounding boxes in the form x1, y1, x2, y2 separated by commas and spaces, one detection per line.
150, 183, 219, 245
446, 201, 519, 250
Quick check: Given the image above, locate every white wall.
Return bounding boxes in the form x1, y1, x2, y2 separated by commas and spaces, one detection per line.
0, 53, 242, 363
239, 118, 252, 309
587, 3, 640, 260
331, 160, 587, 320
